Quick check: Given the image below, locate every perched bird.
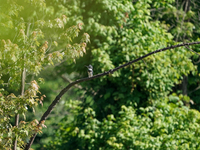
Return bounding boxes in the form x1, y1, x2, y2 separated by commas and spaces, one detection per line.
85, 65, 93, 77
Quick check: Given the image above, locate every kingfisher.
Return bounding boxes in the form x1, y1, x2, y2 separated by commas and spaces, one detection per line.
85, 65, 93, 77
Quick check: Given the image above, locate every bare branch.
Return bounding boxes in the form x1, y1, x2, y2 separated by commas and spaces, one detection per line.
24, 41, 200, 150
189, 85, 200, 94
185, 45, 200, 56
61, 74, 83, 89
185, 45, 200, 64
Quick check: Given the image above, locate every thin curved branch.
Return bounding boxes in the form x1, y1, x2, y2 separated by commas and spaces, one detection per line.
189, 85, 200, 94
24, 41, 200, 150
185, 45, 200, 57
61, 74, 83, 89
185, 45, 200, 64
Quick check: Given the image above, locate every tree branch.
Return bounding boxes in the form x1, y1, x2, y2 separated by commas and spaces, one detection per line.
61, 74, 83, 90
24, 41, 200, 150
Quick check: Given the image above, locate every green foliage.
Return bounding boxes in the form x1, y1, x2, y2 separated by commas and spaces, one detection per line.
45, 0, 200, 149
149, 0, 200, 111
0, 0, 89, 88
47, 97, 200, 149
1, 0, 200, 149
0, 0, 89, 149
77, 0, 196, 116
0, 81, 44, 148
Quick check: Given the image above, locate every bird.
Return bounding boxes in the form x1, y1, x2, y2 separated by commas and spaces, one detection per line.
85, 65, 93, 77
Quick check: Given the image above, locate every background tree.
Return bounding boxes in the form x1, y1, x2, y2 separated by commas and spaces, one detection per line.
1, 0, 200, 149
43, 0, 200, 149
150, 0, 200, 108
0, 0, 89, 149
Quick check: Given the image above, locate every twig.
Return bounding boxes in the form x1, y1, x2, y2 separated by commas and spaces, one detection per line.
185, 45, 200, 56
189, 85, 200, 94
185, 45, 200, 64
24, 41, 200, 150
61, 75, 83, 89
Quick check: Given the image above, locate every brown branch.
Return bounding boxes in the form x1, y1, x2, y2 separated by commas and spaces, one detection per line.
61, 74, 83, 89
185, 45, 200, 56
189, 85, 200, 94
185, 45, 200, 64
24, 41, 200, 150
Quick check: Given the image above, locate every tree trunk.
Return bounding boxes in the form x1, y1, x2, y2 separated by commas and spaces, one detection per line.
181, 75, 188, 95
181, 0, 190, 96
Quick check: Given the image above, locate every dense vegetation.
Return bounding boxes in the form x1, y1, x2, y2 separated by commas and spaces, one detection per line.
1, 0, 200, 149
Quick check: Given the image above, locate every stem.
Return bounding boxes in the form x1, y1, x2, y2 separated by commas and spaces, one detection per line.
21, 68, 26, 96
14, 22, 30, 150
13, 68, 26, 150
